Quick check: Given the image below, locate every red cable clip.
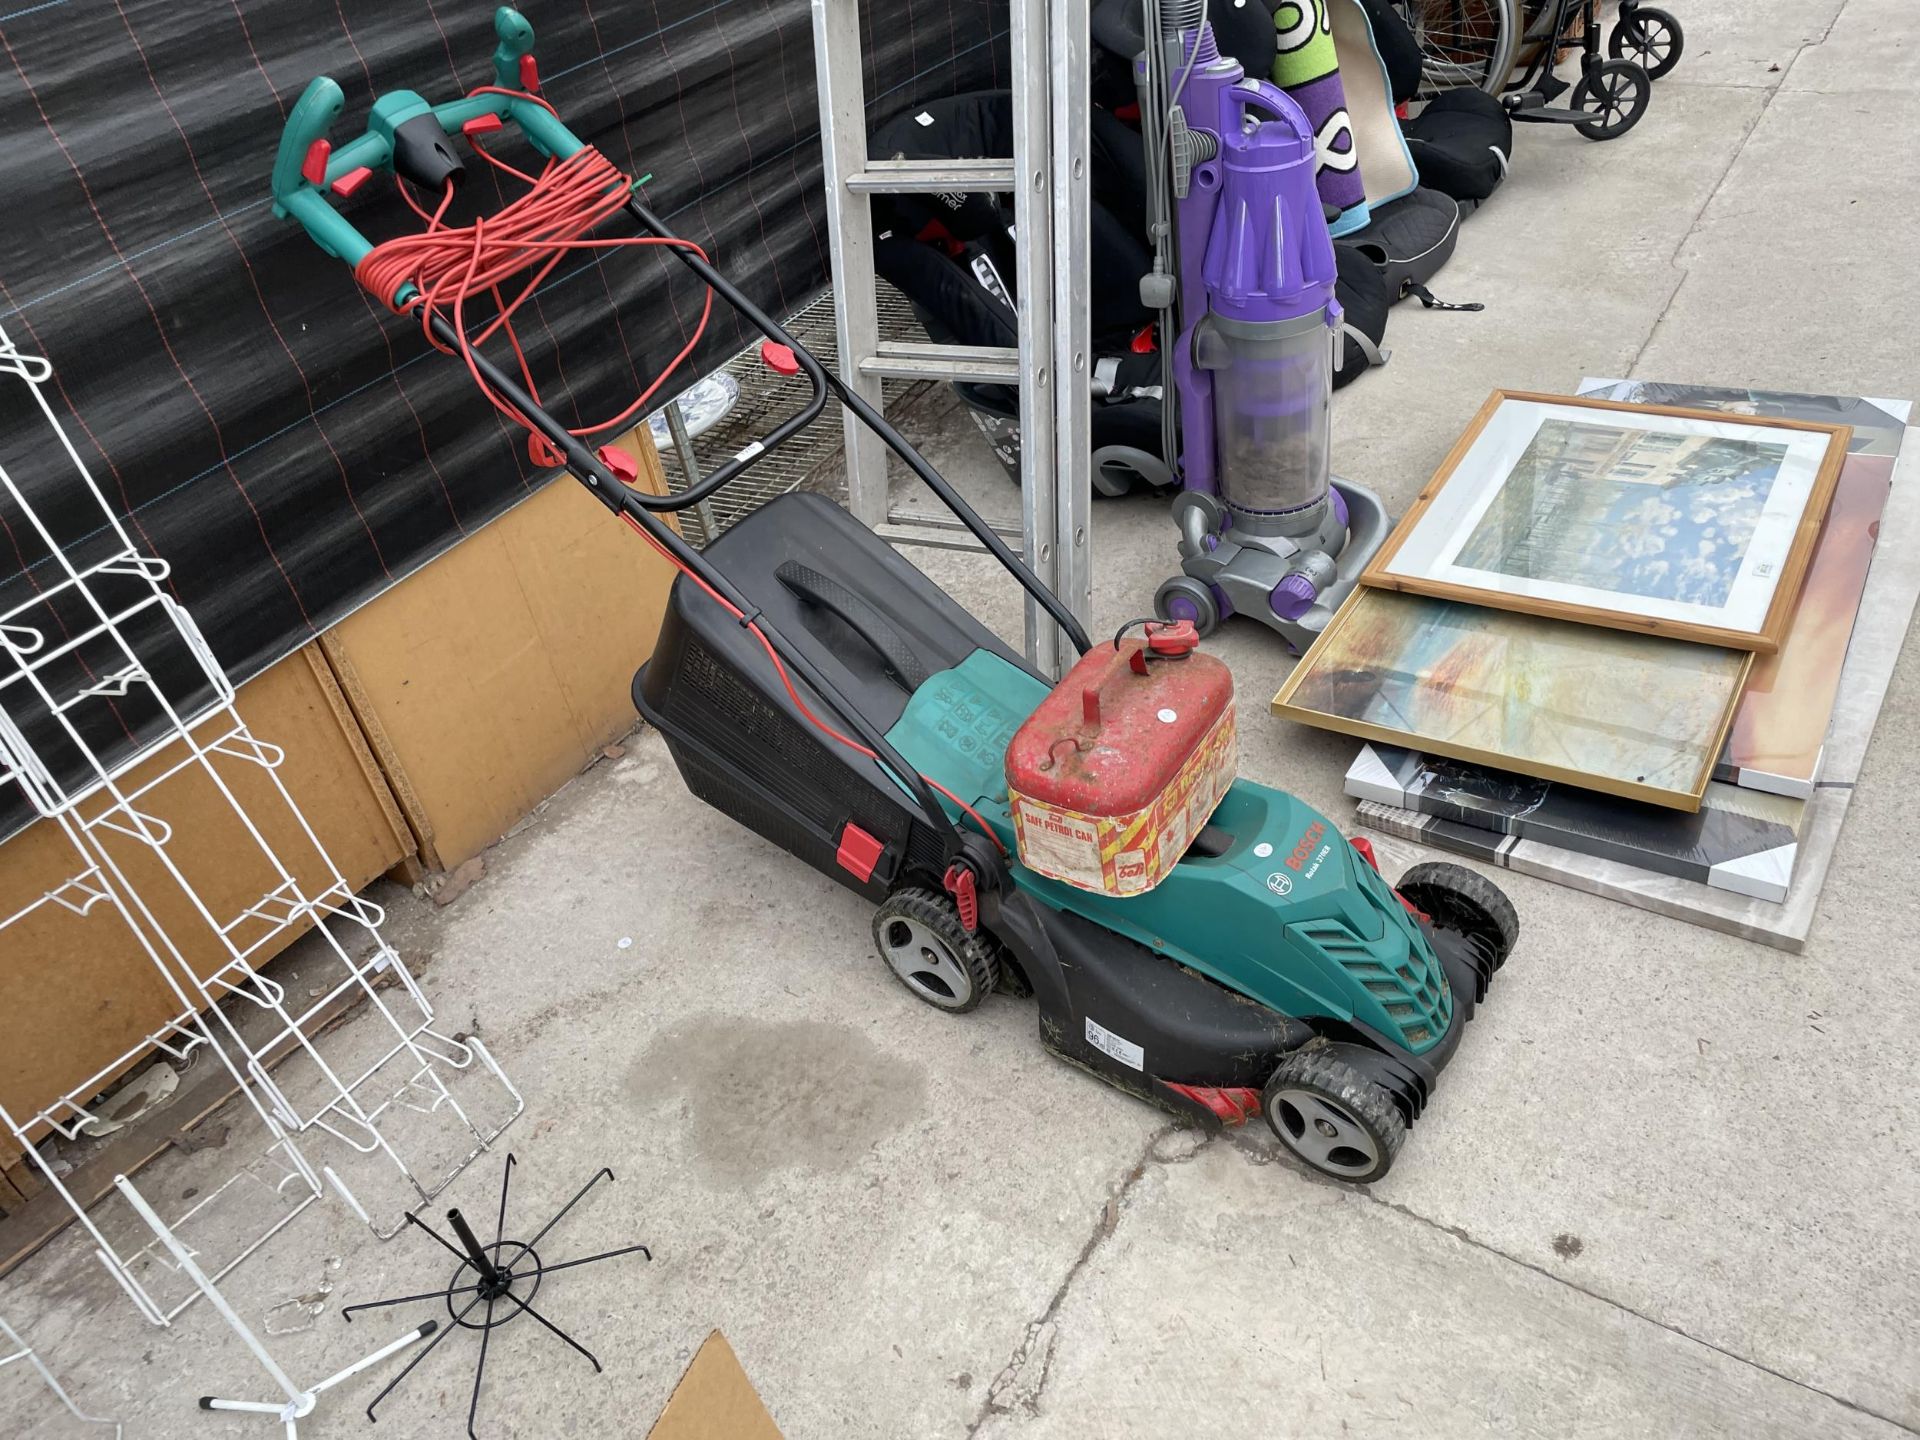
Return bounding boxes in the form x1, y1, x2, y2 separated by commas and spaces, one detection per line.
462, 113, 506, 138
759, 341, 801, 376
331, 166, 372, 198
596, 444, 639, 486
943, 864, 979, 935
1129, 323, 1157, 354
301, 138, 331, 188
518, 54, 541, 94
527, 433, 565, 469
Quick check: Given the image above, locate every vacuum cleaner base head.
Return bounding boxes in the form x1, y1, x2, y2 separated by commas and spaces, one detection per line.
1159, 478, 1391, 651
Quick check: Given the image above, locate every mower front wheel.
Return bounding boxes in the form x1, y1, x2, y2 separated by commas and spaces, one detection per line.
1396, 861, 1519, 969
871, 888, 1000, 1014
1262, 1049, 1405, 1184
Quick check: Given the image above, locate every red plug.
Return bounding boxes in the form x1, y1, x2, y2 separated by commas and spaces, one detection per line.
759, 341, 801, 376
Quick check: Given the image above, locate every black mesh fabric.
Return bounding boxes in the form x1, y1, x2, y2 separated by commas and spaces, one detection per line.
0, 1, 1009, 842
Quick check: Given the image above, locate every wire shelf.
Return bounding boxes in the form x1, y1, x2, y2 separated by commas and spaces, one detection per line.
0, 315, 523, 1326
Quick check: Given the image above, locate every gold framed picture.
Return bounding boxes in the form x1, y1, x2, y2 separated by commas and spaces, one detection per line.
1360, 391, 1851, 652
1271, 587, 1753, 812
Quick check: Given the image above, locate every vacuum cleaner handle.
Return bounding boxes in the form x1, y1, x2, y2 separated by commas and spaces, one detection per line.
776, 562, 932, 693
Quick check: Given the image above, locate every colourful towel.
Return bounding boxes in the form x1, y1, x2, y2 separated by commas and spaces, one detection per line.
1270, 0, 1368, 233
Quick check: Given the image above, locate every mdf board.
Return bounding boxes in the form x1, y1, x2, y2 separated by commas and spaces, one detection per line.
0, 646, 412, 1172
321, 428, 679, 873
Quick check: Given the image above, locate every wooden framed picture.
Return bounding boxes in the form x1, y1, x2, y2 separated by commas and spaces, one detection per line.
1360, 391, 1851, 652
1271, 587, 1753, 812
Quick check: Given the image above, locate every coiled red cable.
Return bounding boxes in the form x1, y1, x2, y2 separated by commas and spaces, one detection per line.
355, 139, 711, 452
352, 103, 1006, 855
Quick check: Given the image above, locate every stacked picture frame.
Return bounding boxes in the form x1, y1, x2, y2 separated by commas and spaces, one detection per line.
1299, 379, 1917, 949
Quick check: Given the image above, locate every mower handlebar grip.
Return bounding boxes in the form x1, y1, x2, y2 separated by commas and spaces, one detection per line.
271, 77, 345, 215
491, 6, 536, 89
269, 9, 589, 274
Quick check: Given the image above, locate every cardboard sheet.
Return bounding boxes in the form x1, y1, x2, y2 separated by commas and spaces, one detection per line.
647, 1332, 786, 1440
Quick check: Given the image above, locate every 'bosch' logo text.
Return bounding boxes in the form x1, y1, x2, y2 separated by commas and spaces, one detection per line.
1285, 822, 1327, 871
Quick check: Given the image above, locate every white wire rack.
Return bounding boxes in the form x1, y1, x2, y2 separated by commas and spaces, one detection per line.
1, 315, 520, 1328
0, 1307, 121, 1436
0, 804, 324, 1325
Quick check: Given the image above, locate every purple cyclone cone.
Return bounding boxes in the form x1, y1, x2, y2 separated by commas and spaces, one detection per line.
1329, 484, 1349, 529
1269, 572, 1319, 621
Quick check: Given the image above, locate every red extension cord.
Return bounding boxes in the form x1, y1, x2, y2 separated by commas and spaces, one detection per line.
354, 100, 1004, 853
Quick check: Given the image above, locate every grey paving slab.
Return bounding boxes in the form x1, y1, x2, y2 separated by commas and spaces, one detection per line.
976, 1140, 1913, 1440
1644, 0, 1846, 90
1783, 0, 1920, 92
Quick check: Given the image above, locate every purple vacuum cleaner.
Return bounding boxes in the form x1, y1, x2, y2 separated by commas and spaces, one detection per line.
1134, 0, 1389, 649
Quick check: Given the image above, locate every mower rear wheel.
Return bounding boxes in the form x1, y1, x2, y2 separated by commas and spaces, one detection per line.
871, 888, 1000, 1014
1263, 1049, 1405, 1184
1396, 861, 1519, 970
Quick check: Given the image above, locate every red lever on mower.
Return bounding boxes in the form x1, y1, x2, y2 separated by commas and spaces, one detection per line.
759, 341, 801, 377
943, 864, 979, 934
596, 445, 639, 486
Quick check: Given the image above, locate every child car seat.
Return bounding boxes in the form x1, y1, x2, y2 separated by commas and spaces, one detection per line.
1358, 0, 1514, 210
868, 92, 1171, 495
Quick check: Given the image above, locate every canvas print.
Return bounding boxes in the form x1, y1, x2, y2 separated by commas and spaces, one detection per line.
1364, 392, 1849, 651
1453, 418, 1790, 607
1718, 454, 1891, 796
1579, 379, 1911, 457
1271, 587, 1750, 810
1578, 379, 1911, 798
1352, 795, 1842, 952
1345, 743, 1805, 902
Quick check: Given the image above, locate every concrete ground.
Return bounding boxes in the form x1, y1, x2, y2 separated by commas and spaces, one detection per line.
10, 2, 1919, 1435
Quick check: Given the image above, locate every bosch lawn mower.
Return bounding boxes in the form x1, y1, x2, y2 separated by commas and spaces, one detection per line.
273, 8, 1518, 1183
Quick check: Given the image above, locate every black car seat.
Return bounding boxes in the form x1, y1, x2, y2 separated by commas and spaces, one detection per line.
1359, 0, 1514, 211
869, 92, 1173, 495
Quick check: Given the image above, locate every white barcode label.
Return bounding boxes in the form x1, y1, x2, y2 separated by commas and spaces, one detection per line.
1085, 1016, 1144, 1071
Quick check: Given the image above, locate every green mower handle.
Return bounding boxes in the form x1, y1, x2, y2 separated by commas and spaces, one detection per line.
269, 6, 588, 302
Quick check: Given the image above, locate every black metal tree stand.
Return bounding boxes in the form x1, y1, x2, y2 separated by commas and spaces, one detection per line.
342, 1154, 650, 1434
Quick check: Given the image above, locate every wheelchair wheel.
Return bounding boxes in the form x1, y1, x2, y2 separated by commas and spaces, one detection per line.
1609, 5, 1684, 81
1571, 59, 1650, 141
1393, 0, 1521, 96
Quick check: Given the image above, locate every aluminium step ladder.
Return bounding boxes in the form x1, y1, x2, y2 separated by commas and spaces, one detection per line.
809, 0, 1093, 678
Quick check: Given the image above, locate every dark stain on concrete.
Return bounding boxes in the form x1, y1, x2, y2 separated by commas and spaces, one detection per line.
627, 1016, 926, 1185
1552, 1232, 1585, 1260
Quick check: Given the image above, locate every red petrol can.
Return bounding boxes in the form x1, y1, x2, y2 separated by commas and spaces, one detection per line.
1005, 622, 1236, 896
